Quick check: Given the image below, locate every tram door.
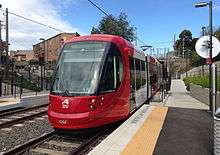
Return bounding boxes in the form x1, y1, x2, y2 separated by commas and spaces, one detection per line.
129, 57, 136, 112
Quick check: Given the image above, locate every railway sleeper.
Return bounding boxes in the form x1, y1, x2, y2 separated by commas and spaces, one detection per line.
30, 147, 69, 155
30, 139, 83, 155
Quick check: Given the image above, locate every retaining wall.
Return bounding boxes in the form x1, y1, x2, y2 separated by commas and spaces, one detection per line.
181, 61, 220, 79
190, 83, 220, 108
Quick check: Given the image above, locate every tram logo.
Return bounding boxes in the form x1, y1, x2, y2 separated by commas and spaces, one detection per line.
62, 99, 69, 109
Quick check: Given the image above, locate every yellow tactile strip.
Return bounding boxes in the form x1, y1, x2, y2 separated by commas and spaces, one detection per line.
121, 106, 168, 155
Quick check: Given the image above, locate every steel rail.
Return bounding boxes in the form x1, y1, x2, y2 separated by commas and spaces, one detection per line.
69, 133, 101, 155
2, 131, 56, 155
0, 110, 47, 129
0, 104, 48, 117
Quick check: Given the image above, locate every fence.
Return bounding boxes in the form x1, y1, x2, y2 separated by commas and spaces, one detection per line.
0, 73, 52, 98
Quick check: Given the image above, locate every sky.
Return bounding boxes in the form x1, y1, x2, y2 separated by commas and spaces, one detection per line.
0, 0, 220, 51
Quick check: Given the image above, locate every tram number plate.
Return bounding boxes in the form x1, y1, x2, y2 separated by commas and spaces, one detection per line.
59, 120, 67, 124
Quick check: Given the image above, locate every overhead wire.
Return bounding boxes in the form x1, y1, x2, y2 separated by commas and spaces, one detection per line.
0, 9, 63, 32
86, 0, 148, 46
87, 0, 109, 16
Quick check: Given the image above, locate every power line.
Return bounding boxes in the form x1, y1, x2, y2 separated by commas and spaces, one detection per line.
150, 41, 173, 44
136, 37, 146, 45
86, 0, 147, 46
87, 0, 109, 16
0, 9, 63, 32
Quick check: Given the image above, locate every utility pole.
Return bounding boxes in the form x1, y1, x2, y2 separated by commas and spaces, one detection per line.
201, 26, 206, 76
0, 20, 2, 67
209, 0, 213, 112
195, 0, 213, 112
183, 37, 188, 77
0, 20, 2, 41
135, 27, 137, 47
4, 8, 9, 79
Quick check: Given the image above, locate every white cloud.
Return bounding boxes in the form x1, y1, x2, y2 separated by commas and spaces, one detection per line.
0, 0, 82, 50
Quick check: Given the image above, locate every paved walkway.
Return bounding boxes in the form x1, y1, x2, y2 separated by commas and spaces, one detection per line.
0, 91, 49, 111
165, 79, 209, 110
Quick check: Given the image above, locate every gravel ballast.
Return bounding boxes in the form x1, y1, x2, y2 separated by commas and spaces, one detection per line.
0, 116, 53, 153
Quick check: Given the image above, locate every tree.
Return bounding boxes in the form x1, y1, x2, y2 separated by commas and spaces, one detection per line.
174, 30, 193, 55
179, 30, 192, 40
91, 12, 135, 41
174, 30, 206, 68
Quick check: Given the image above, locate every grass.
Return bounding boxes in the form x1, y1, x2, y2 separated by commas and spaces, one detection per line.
183, 75, 220, 91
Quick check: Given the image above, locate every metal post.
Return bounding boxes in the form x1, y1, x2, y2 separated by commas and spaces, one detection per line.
28, 65, 31, 80
14, 84, 16, 98
0, 20, 1, 41
0, 77, 2, 96
201, 27, 206, 76
186, 50, 188, 77
43, 40, 46, 90
135, 27, 137, 47
19, 75, 23, 99
212, 64, 217, 116
41, 64, 43, 90
182, 37, 188, 77
0, 20, 2, 68
209, 0, 213, 112
14, 71, 16, 98
38, 76, 40, 87
4, 8, 9, 79
11, 63, 14, 95
46, 77, 48, 90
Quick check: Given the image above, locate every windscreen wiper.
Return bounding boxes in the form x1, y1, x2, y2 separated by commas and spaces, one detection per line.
60, 78, 71, 96
54, 66, 71, 96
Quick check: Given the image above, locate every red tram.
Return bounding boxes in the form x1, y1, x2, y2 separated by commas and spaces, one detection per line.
48, 34, 163, 130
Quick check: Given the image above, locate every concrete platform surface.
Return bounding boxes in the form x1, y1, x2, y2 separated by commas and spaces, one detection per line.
88, 105, 157, 155
89, 79, 212, 155
0, 93, 49, 111
88, 105, 212, 155
153, 107, 212, 155
165, 79, 209, 110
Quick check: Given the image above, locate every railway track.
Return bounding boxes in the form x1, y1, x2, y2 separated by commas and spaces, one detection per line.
1, 124, 120, 155
0, 104, 48, 117
0, 105, 48, 129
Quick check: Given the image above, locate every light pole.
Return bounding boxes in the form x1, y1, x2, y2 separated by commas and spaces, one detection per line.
195, 0, 213, 112
201, 26, 206, 76
140, 45, 152, 54
135, 27, 138, 47
39, 38, 45, 90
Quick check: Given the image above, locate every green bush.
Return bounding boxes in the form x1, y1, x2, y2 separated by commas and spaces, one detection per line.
14, 75, 42, 92
183, 75, 220, 91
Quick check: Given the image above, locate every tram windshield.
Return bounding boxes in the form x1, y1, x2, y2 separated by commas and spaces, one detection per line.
51, 41, 108, 95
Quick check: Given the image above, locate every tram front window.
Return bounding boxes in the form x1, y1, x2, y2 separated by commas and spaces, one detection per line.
51, 41, 108, 96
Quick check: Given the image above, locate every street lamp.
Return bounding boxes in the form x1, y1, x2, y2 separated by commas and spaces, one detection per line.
39, 38, 45, 90
195, 0, 213, 112
202, 26, 206, 36
195, 2, 209, 7
140, 45, 152, 52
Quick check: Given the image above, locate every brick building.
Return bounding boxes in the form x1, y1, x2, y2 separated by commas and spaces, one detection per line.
33, 32, 80, 64
10, 50, 35, 61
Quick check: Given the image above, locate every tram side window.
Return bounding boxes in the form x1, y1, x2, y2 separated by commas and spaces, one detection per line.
99, 43, 123, 93
129, 57, 135, 91
99, 53, 115, 92
135, 59, 141, 90
141, 61, 146, 87
116, 55, 123, 87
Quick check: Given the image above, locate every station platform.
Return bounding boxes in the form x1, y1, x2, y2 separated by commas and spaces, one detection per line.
0, 92, 49, 111
88, 80, 212, 155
